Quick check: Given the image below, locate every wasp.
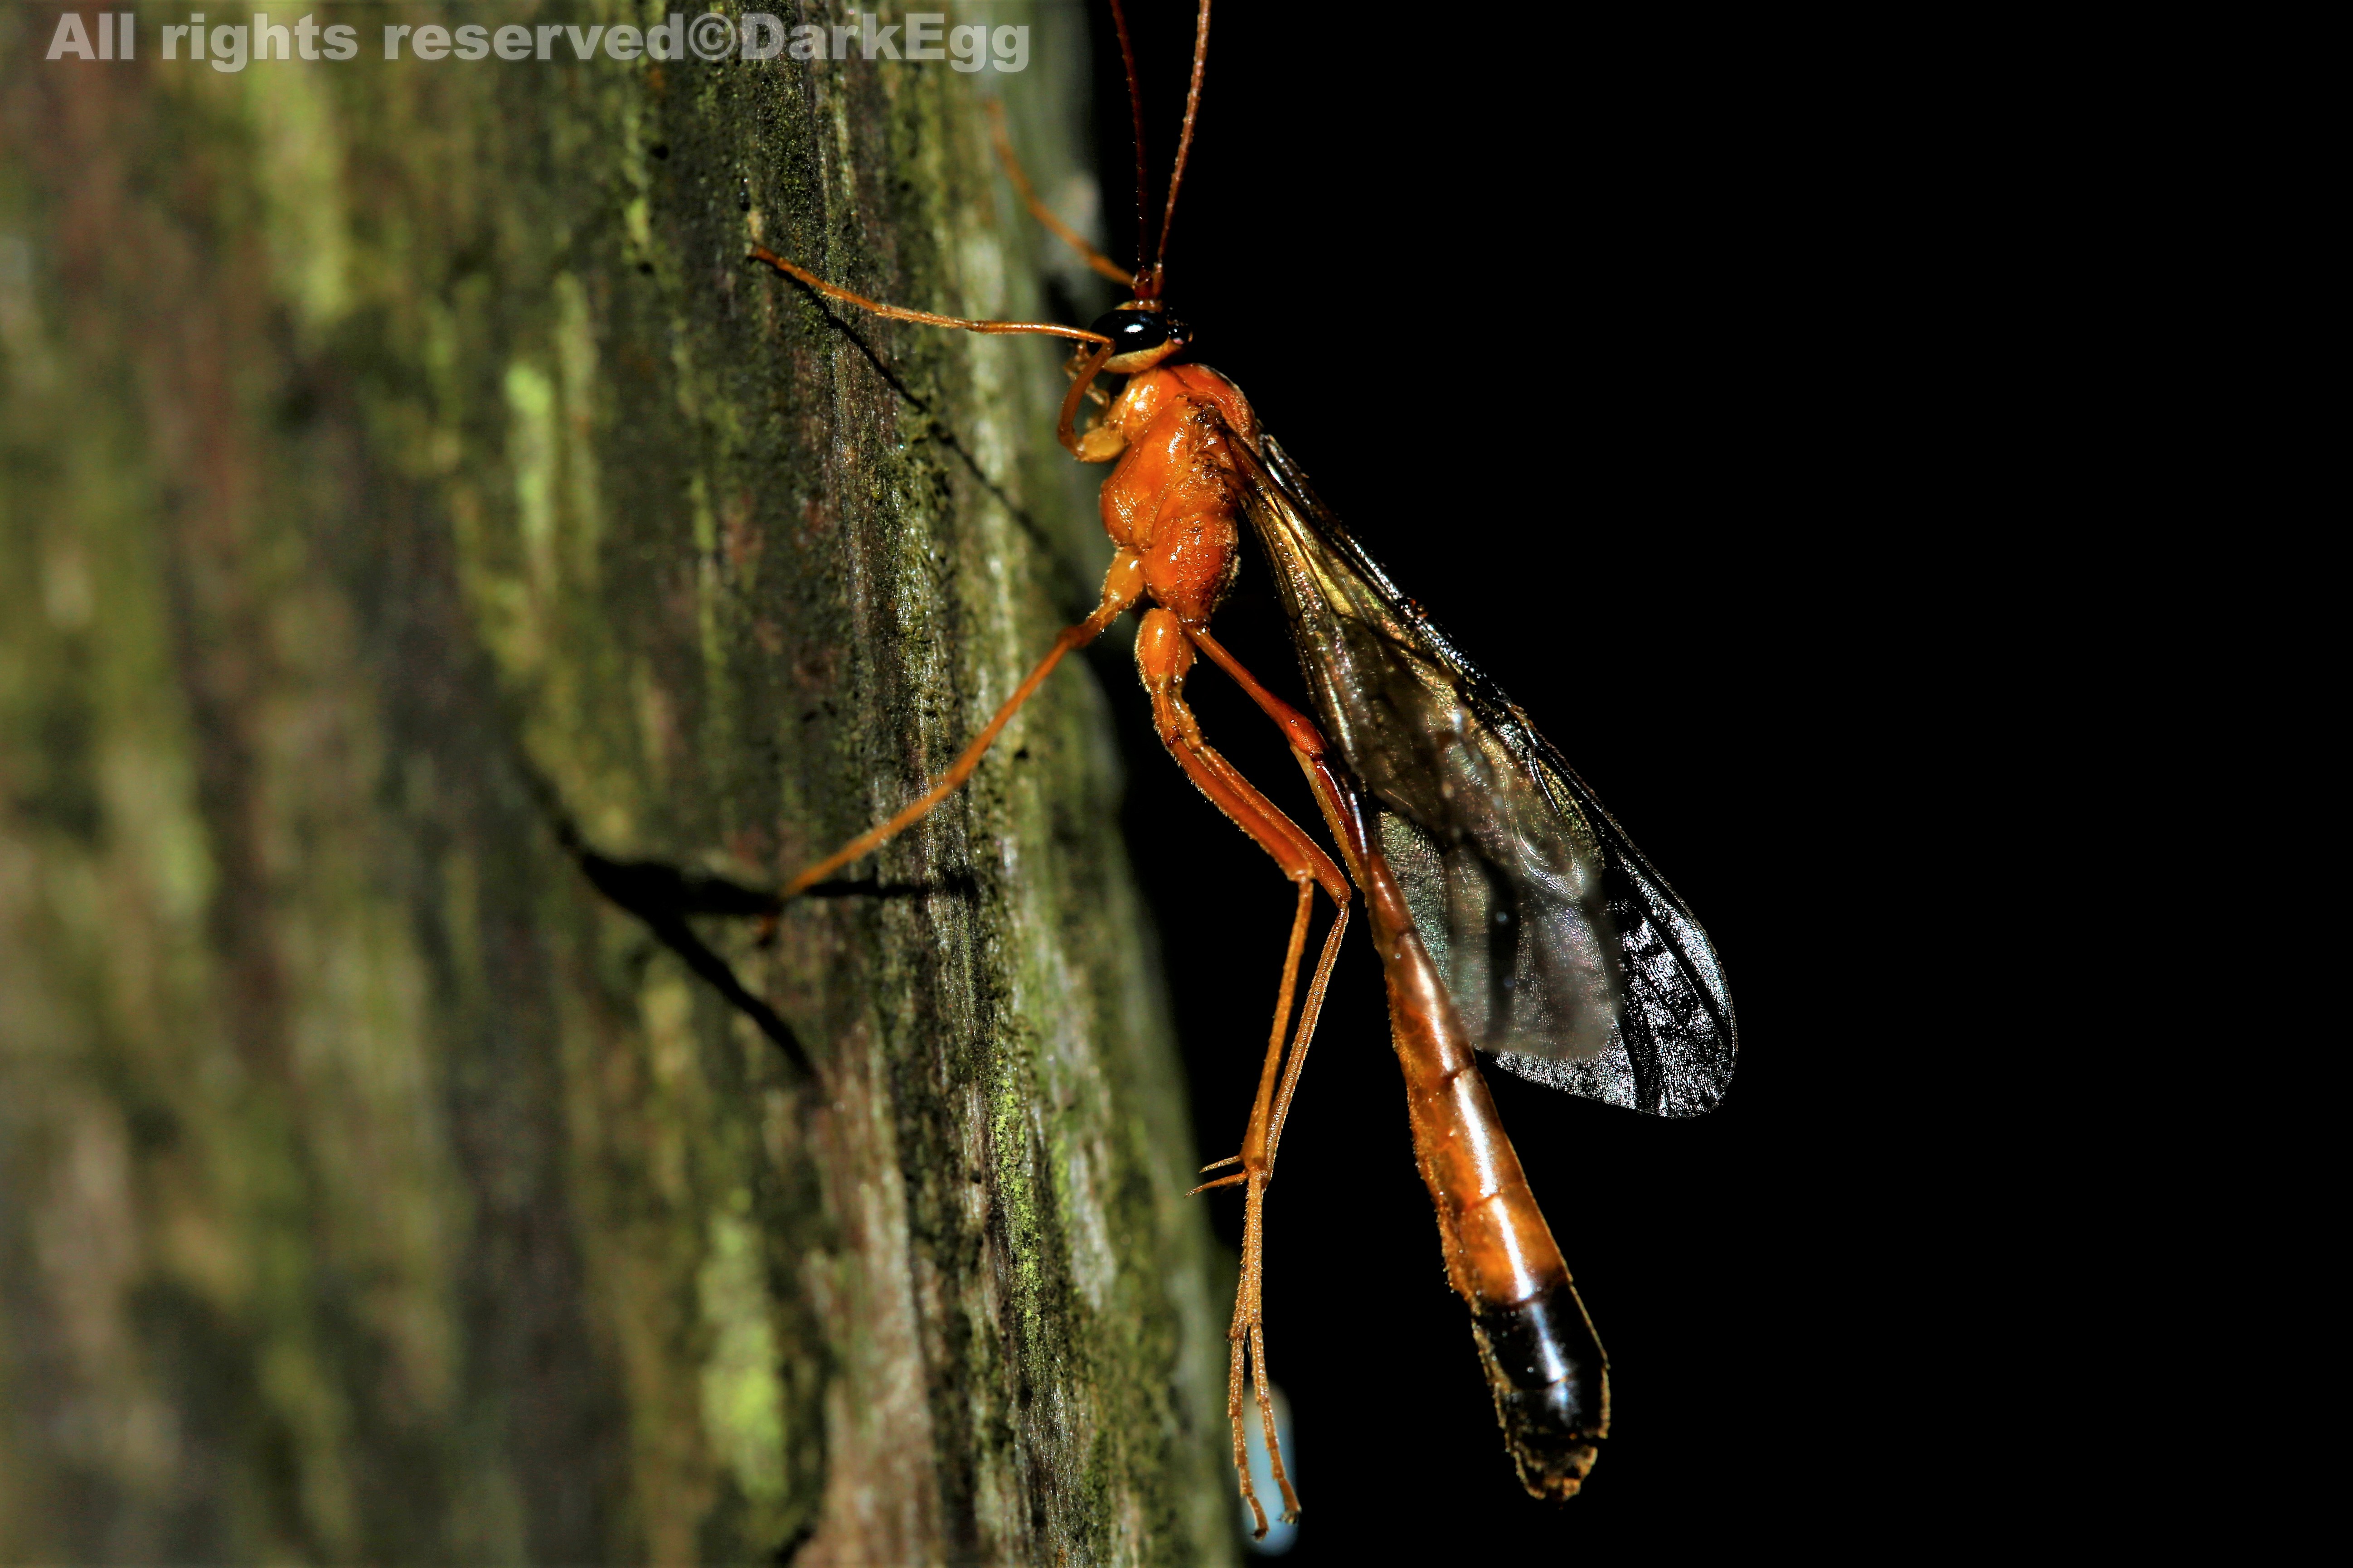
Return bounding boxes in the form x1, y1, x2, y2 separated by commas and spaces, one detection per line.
749, 0, 1736, 1534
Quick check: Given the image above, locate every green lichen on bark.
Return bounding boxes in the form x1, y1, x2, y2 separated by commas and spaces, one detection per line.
0, 4, 1235, 1563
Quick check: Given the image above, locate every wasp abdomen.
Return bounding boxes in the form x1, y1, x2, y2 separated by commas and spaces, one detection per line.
1470, 1279, 1609, 1499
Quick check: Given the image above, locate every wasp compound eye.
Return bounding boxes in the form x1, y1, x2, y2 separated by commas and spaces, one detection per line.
1090, 309, 1167, 352
1091, 309, 1186, 371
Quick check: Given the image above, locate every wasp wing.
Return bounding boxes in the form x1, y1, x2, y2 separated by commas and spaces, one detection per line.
1234, 436, 1736, 1117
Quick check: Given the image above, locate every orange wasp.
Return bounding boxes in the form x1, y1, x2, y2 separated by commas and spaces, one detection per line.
750, 0, 1737, 1535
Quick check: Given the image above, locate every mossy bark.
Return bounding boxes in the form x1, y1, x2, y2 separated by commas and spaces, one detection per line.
0, 5, 1234, 1563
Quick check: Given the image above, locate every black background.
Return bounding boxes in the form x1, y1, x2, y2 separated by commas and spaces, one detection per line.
1060, 5, 1957, 1557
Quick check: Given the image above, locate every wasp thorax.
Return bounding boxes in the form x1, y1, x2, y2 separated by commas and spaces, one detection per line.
1092, 307, 1188, 373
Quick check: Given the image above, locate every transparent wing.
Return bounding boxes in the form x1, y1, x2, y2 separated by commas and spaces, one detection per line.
1235, 435, 1736, 1117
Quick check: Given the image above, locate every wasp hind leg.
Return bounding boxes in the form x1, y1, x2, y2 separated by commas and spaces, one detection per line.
1139, 610, 1355, 1535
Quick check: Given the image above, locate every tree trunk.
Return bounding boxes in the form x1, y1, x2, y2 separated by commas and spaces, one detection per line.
0, 5, 1235, 1562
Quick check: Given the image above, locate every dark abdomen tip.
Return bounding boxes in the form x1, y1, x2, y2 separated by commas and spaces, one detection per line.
1470, 1280, 1610, 1500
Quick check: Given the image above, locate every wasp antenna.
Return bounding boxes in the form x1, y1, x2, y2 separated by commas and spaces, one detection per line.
1105, 0, 1155, 297
747, 247, 1111, 345
1154, 0, 1213, 285
985, 101, 1135, 287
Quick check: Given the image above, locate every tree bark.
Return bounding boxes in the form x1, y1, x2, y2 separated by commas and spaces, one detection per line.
0, 5, 1234, 1563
